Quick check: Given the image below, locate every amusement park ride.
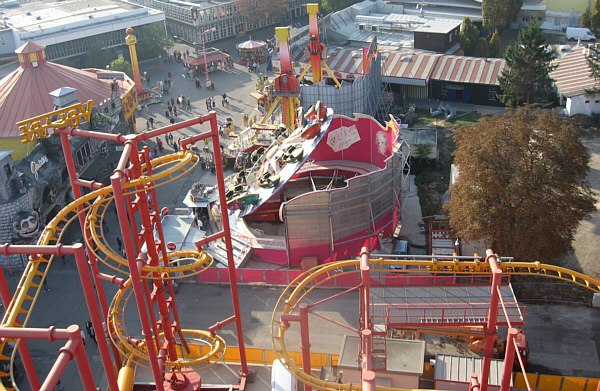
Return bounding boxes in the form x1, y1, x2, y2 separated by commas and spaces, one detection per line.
1, 7, 600, 391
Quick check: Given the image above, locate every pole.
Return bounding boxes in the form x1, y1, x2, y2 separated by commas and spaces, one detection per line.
202, 27, 216, 88
500, 328, 518, 391
481, 249, 503, 391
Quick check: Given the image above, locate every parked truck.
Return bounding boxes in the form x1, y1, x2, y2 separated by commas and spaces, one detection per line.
566, 27, 596, 42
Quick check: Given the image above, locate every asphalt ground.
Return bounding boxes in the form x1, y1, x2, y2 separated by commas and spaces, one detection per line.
1, 25, 599, 390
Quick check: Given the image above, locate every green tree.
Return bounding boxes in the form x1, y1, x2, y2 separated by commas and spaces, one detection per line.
235, 0, 289, 22
592, 0, 600, 33
444, 107, 595, 262
498, 23, 556, 105
136, 23, 173, 61
321, 0, 356, 12
82, 43, 113, 70
109, 57, 133, 78
482, 0, 523, 32
414, 144, 433, 167
488, 30, 502, 57
459, 17, 479, 56
581, 7, 591, 28
474, 37, 489, 57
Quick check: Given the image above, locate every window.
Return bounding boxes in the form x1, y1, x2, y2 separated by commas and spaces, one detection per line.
596, 100, 599, 103
585, 99, 590, 103
523, 16, 529, 22
538, 17, 542, 21
489, 87, 498, 101
441, 83, 448, 96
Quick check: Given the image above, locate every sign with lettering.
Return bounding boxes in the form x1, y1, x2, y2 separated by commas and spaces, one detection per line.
121, 85, 137, 121
30, 155, 48, 180
17, 100, 94, 144
327, 125, 361, 152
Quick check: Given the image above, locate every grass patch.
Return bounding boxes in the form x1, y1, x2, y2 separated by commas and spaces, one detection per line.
447, 112, 482, 125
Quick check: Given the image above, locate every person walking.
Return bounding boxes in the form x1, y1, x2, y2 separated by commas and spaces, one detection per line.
146, 120, 150, 131
186, 98, 191, 111
116, 236, 122, 252
42, 277, 50, 292
205, 98, 210, 111
89, 326, 97, 344
211, 97, 216, 109
85, 320, 92, 336
80, 329, 87, 347
173, 106, 177, 117
195, 78, 201, 89
164, 108, 170, 118
149, 117, 154, 128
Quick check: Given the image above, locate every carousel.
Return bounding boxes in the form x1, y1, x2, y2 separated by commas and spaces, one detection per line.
236, 37, 267, 64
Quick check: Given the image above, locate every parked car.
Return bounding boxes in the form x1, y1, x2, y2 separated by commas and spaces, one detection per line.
390, 238, 411, 270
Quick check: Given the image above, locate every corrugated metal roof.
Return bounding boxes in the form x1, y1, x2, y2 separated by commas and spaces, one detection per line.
550, 46, 600, 98
291, 47, 506, 85
434, 354, 509, 386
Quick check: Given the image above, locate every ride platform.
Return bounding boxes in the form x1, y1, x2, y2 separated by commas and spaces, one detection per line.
370, 284, 524, 330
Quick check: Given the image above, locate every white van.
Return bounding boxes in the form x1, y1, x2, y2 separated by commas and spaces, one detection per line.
566, 27, 596, 42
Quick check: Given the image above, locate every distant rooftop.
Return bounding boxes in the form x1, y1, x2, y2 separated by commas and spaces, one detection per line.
0, 0, 163, 44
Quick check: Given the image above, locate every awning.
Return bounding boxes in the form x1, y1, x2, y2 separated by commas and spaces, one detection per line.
184, 51, 230, 67
183, 190, 210, 208
250, 91, 266, 100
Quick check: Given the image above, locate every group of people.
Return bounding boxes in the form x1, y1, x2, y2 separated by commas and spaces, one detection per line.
82, 320, 97, 347
246, 61, 260, 73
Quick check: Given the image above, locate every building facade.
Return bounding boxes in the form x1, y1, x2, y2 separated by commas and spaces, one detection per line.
0, 0, 164, 62
125, 0, 308, 47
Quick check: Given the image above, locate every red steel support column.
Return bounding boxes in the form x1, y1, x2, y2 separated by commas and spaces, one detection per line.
0, 263, 39, 389
481, 249, 503, 391
71, 244, 120, 391
500, 328, 518, 391
208, 111, 250, 376
470, 373, 481, 391
359, 247, 376, 391
111, 168, 165, 390
60, 129, 122, 378
298, 303, 312, 391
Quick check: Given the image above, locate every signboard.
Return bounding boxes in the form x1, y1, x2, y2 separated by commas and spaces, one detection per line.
17, 100, 94, 144
327, 125, 361, 152
30, 155, 48, 180
121, 84, 137, 121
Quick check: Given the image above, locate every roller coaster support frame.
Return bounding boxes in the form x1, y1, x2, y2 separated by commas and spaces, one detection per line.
470, 373, 481, 391
0, 325, 94, 391
501, 328, 519, 391
0, 247, 40, 390
481, 249, 502, 391
60, 128, 122, 389
180, 112, 252, 380
281, 303, 312, 391
112, 167, 166, 390
360, 247, 376, 391
202, 111, 251, 380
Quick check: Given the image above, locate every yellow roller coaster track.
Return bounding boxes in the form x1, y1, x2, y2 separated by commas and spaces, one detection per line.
0, 151, 225, 390
271, 258, 600, 391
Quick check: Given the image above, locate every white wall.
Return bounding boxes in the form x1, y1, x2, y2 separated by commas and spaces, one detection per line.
567, 93, 600, 116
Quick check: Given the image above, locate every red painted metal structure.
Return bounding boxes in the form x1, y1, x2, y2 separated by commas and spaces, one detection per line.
0, 111, 250, 390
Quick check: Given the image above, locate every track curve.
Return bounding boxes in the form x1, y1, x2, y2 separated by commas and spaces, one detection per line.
0, 150, 225, 389
271, 258, 600, 391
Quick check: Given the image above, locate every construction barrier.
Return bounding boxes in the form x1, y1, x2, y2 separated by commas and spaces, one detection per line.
514, 372, 599, 391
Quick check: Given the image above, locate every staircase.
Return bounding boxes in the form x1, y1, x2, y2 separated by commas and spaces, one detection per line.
371, 335, 387, 371
206, 234, 253, 268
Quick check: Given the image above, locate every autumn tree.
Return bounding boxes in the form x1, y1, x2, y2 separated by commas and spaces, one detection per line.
488, 30, 502, 57
581, 7, 591, 28
498, 23, 556, 105
235, 0, 289, 23
444, 108, 595, 262
321, 0, 356, 12
459, 17, 479, 56
482, 0, 523, 32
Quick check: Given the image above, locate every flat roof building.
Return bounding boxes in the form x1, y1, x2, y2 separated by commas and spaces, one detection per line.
0, 0, 165, 61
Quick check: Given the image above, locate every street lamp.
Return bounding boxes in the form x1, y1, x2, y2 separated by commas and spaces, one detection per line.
201, 27, 216, 88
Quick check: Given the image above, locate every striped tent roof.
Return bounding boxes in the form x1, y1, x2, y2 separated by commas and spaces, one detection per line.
549, 46, 600, 98
292, 47, 507, 86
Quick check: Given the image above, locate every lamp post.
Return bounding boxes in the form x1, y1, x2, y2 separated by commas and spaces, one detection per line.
201, 27, 216, 88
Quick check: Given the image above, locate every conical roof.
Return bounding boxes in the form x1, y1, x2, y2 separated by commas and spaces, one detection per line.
0, 42, 126, 138
236, 39, 266, 50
